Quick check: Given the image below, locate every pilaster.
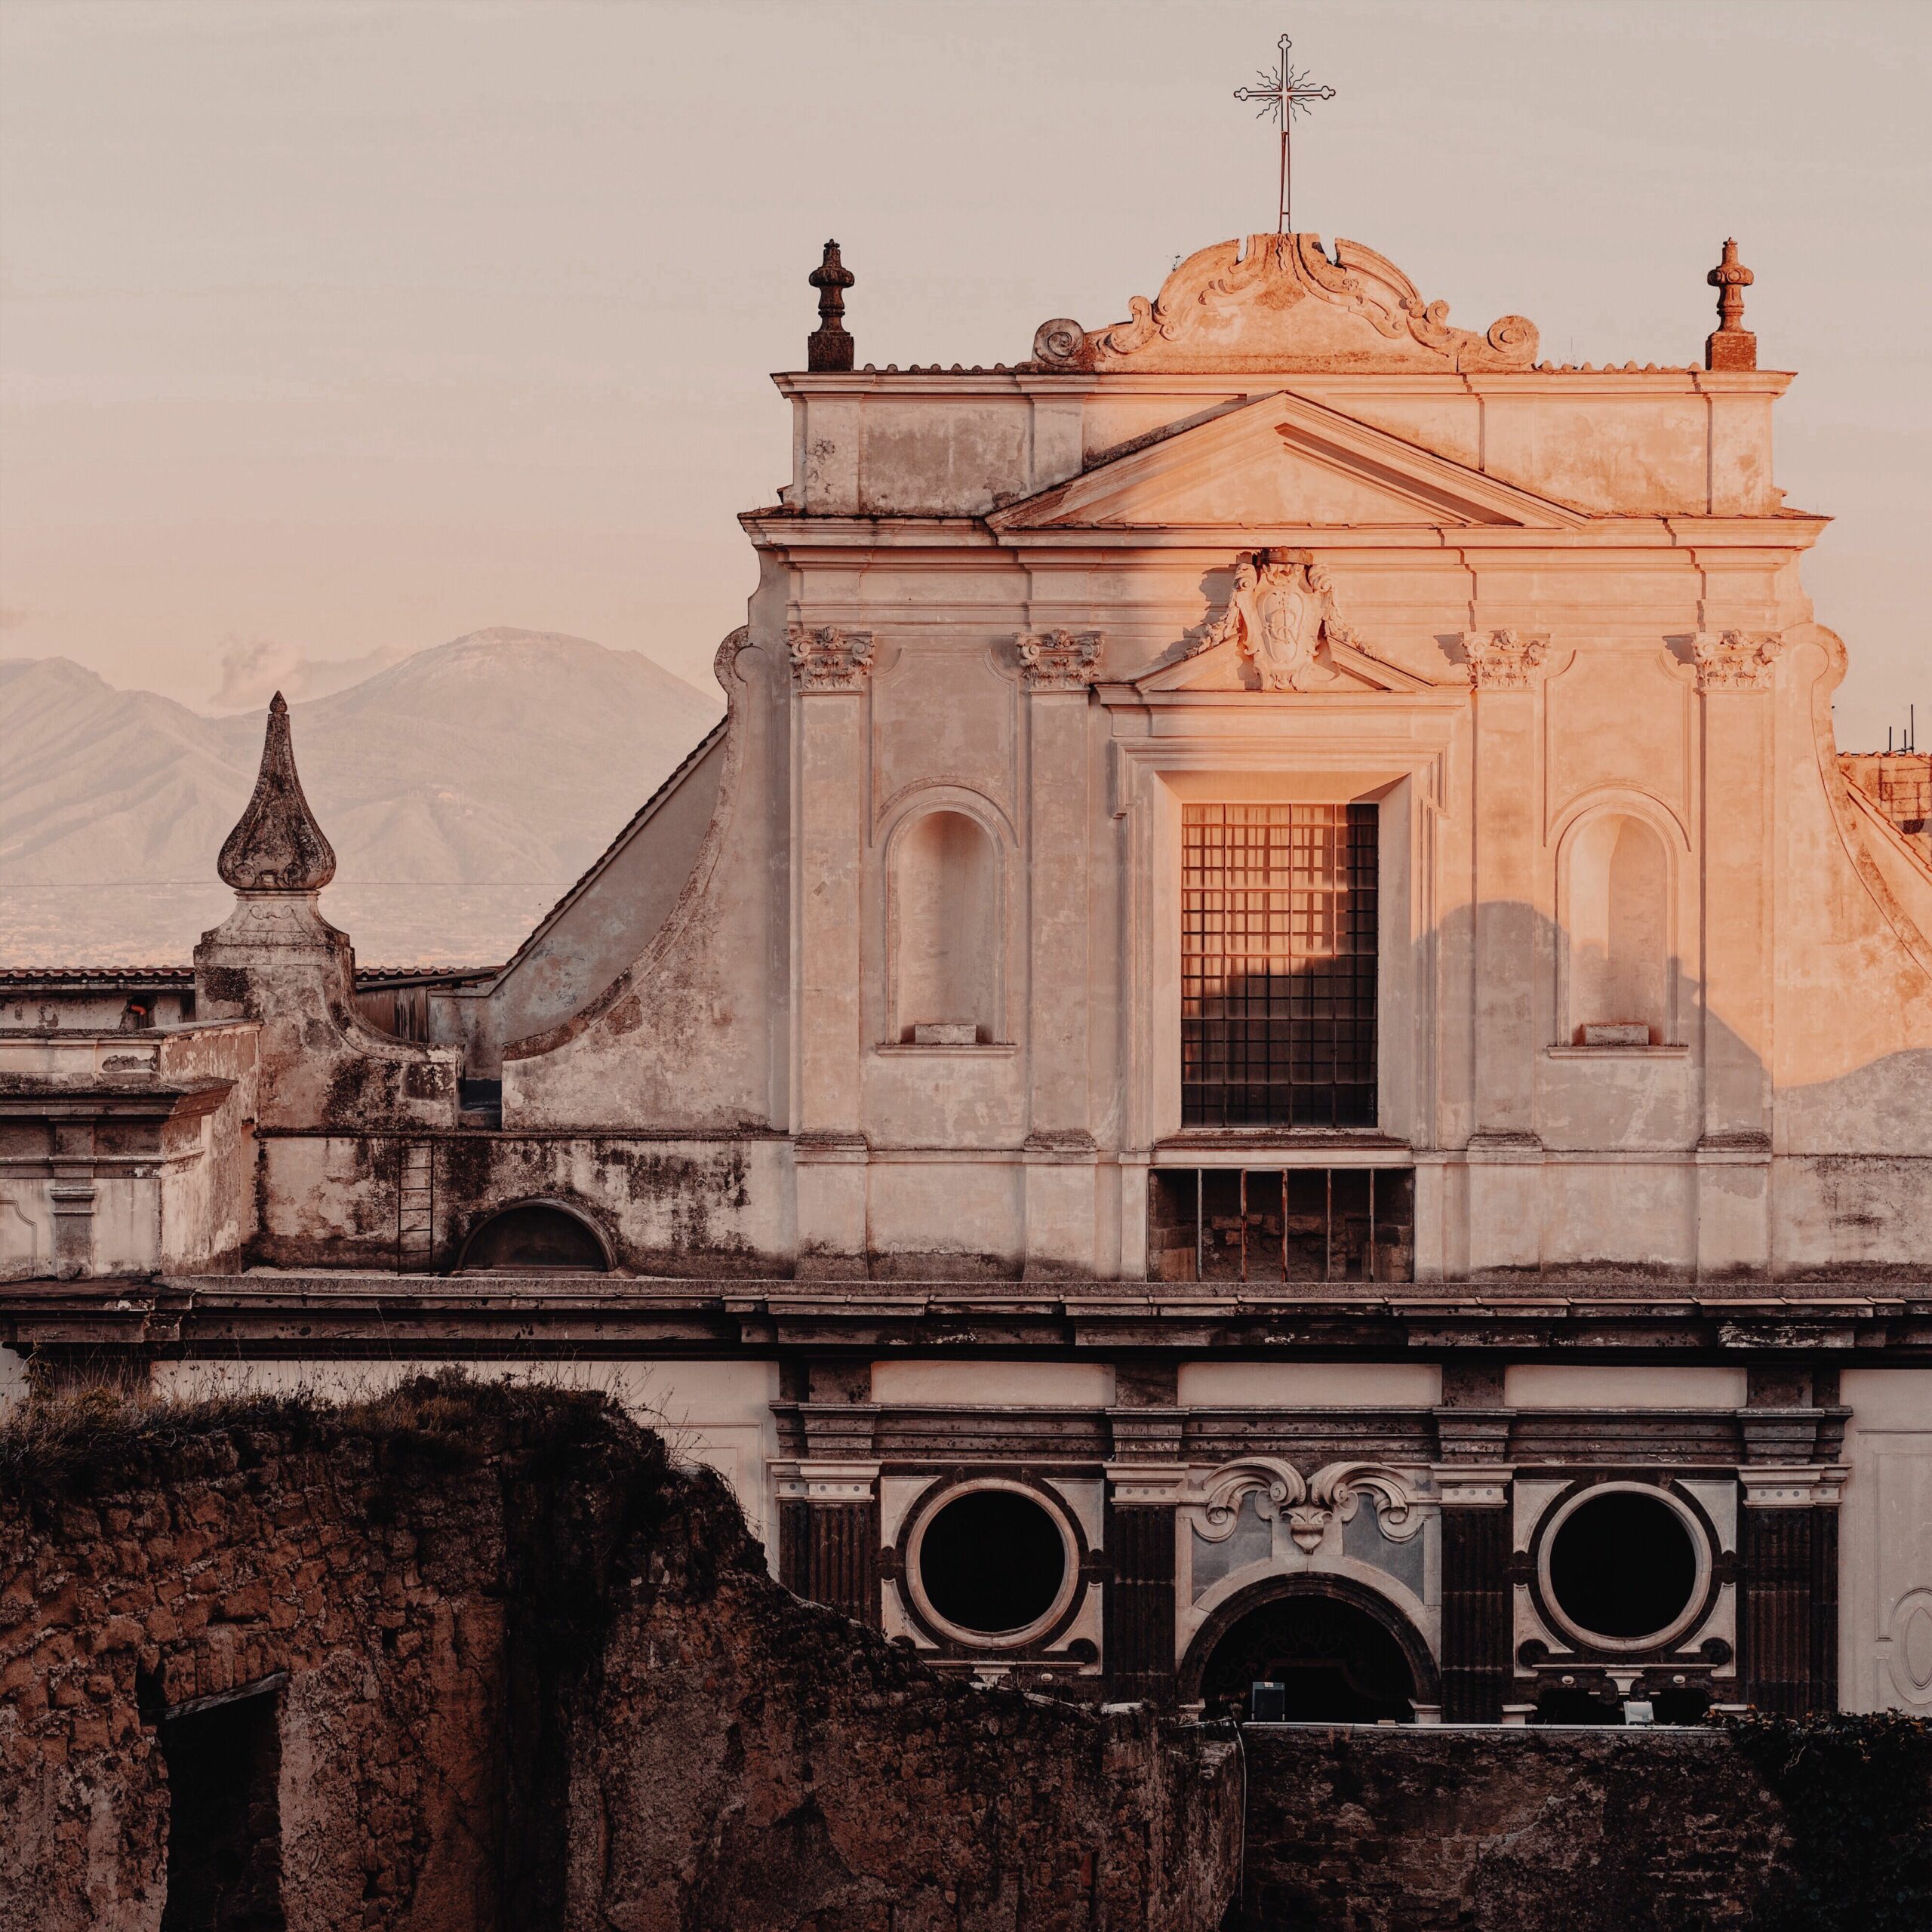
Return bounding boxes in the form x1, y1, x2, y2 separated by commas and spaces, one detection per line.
1463, 630, 1547, 1274
1737, 1463, 1844, 1715
1104, 1390, 1186, 1704
1694, 629, 1782, 1276
776, 1458, 881, 1626
48, 1122, 97, 1278
1020, 631, 1103, 1275
789, 626, 873, 1274
1433, 1423, 1516, 1723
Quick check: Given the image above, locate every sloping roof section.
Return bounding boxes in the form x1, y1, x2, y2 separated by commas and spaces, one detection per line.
488, 717, 728, 992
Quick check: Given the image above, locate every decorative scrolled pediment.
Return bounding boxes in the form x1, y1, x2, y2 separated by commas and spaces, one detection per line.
1195, 1456, 1306, 1540
1032, 233, 1540, 376
1187, 1457, 1426, 1554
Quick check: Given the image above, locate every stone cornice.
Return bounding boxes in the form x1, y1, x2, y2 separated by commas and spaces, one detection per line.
769, 368, 1798, 399
742, 516, 1831, 561
10, 1278, 1927, 1361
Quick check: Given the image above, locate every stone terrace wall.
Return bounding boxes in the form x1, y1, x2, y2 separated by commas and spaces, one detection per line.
1238, 1722, 1932, 1932
0, 1379, 1239, 1932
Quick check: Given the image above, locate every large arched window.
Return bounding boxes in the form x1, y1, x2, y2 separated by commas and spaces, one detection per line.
890, 808, 1001, 1043
1565, 812, 1670, 1044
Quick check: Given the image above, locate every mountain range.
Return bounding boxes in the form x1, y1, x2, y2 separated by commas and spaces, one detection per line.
0, 629, 724, 967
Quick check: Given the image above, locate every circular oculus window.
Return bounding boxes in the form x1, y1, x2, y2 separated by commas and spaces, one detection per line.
1538, 1484, 1710, 1652
906, 1481, 1078, 1649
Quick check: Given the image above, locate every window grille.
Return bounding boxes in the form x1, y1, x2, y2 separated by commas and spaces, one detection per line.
1181, 801, 1377, 1128
1147, 1166, 1415, 1283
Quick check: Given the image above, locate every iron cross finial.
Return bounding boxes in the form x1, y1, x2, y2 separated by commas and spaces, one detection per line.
1232, 32, 1336, 235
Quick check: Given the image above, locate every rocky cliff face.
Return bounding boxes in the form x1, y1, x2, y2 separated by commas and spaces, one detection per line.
0, 1377, 1239, 1932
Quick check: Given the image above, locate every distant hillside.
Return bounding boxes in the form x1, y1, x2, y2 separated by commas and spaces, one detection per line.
0, 629, 723, 965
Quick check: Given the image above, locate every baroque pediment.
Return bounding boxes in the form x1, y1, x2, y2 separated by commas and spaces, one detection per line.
1032, 233, 1540, 375
989, 391, 1586, 535
1134, 553, 1441, 696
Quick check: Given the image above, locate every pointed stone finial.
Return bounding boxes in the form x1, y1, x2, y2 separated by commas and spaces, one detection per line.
217, 692, 337, 892
1706, 238, 1756, 371
808, 238, 855, 373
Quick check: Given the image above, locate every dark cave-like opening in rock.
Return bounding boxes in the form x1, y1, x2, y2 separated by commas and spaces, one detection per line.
160, 1685, 285, 1932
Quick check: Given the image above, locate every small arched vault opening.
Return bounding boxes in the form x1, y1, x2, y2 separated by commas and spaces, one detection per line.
456, 1199, 612, 1273
1178, 1574, 1440, 1722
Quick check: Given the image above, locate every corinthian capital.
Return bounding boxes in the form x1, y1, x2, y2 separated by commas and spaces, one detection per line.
1691, 629, 1783, 692
1017, 629, 1104, 691
787, 625, 875, 691
1462, 629, 1549, 692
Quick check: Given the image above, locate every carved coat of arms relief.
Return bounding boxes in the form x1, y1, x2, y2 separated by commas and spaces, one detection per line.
1203, 550, 1356, 691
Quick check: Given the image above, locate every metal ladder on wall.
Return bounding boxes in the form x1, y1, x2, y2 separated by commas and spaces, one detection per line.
397, 1142, 434, 1272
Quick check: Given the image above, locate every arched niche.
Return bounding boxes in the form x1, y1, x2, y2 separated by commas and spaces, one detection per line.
1562, 808, 1673, 1044
888, 805, 1003, 1044
457, 1200, 612, 1273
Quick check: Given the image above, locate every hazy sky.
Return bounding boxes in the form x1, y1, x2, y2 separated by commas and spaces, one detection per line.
2, 0, 1927, 745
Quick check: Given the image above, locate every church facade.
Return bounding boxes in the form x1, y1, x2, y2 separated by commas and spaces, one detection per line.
3, 231, 1928, 1724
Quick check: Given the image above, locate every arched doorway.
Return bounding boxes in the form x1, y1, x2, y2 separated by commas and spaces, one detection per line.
1181, 1577, 1437, 1723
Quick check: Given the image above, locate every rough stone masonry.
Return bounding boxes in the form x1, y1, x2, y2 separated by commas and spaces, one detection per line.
0, 1378, 1241, 1932
5, 1380, 1930, 1931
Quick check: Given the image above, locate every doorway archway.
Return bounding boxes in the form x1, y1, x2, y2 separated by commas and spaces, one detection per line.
1180, 1576, 1438, 1722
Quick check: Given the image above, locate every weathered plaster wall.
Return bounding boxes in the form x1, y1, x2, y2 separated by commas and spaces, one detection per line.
0, 1380, 1241, 1932
778, 368, 1785, 523
0, 1023, 259, 1280
194, 899, 458, 1135
466, 724, 728, 1066
254, 1131, 794, 1274
503, 633, 784, 1134
151, 1024, 259, 1272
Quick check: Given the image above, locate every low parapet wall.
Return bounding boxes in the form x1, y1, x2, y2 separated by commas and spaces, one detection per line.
1237, 1719, 1931, 1932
